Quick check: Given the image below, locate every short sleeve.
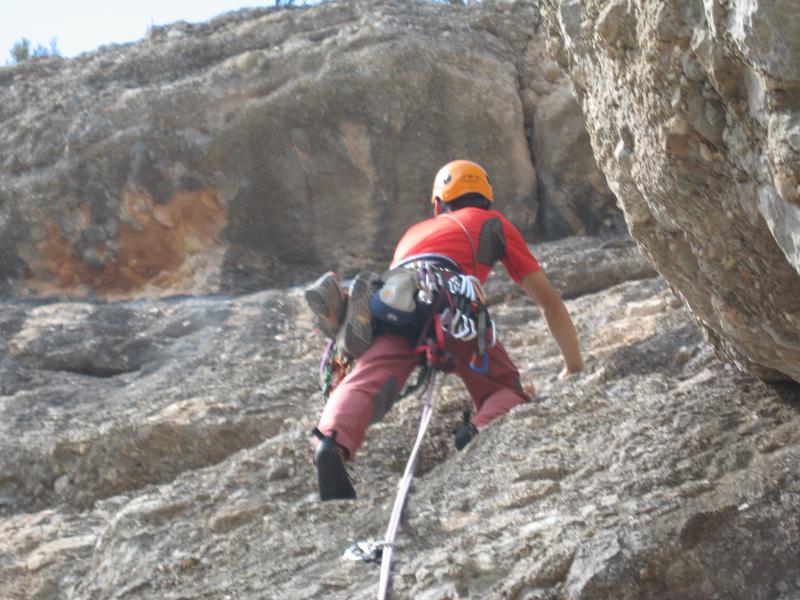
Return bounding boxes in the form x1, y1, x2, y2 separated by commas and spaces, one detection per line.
500, 217, 540, 284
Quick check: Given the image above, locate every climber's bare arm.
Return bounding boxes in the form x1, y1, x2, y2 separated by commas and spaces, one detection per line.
520, 271, 584, 376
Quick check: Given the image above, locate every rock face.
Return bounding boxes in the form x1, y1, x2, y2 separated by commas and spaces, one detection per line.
540, 0, 800, 381
3, 236, 800, 599
0, 0, 619, 298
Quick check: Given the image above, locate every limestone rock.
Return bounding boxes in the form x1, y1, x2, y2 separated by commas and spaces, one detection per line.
0, 0, 617, 299
521, 29, 625, 239
3, 236, 800, 599
484, 235, 656, 304
541, 0, 800, 381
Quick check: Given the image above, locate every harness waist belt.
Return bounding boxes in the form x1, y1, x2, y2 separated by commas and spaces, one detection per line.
392, 253, 460, 273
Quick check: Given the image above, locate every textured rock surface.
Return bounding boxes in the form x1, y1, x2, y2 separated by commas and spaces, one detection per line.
540, 0, 800, 381
0, 0, 619, 298
3, 236, 800, 599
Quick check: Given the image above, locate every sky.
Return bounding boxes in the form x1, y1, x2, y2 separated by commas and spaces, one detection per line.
1, 1, 319, 62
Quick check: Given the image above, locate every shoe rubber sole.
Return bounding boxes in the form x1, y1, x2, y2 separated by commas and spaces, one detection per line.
304, 272, 344, 339
338, 272, 376, 357
316, 441, 356, 501
305, 289, 337, 337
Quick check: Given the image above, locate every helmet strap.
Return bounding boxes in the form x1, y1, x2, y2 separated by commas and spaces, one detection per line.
434, 199, 443, 216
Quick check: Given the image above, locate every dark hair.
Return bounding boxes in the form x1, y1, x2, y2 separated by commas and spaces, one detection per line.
443, 192, 491, 212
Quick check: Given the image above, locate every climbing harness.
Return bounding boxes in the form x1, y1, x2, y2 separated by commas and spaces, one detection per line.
397, 255, 496, 374
320, 229, 499, 595
320, 338, 432, 405
436, 214, 496, 373
397, 363, 432, 402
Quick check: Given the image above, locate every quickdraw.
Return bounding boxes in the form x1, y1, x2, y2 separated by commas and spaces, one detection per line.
429, 271, 496, 374
440, 273, 491, 341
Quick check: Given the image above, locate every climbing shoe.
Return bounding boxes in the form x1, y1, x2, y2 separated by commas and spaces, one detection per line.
337, 271, 379, 358
453, 410, 478, 451
304, 271, 346, 339
312, 428, 356, 501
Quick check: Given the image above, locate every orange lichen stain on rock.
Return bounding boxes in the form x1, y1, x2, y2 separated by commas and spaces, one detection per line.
25, 186, 225, 298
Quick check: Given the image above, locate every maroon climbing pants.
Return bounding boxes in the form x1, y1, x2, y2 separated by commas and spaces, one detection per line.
315, 333, 529, 459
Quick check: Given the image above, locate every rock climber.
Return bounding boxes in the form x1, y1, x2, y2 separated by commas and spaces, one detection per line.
306, 160, 584, 500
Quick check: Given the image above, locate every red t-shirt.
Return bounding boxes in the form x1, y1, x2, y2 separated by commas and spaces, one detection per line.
391, 207, 540, 284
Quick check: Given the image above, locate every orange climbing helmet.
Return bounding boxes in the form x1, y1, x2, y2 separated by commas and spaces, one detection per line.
431, 160, 494, 205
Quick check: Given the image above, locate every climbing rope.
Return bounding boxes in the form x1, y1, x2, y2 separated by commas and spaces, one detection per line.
340, 364, 443, 598
377, 369, 440, 600
334, 258, 496, 596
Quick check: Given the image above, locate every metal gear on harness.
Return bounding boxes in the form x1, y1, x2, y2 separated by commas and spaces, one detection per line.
441, 274, 483, 340
432, 273, 496, 374
468, 308, 493, 375
319, 339, 354, 402
343, 539, 388, 563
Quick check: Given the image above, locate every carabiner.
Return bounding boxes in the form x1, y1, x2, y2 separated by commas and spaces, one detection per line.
468, 351, 490, 374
